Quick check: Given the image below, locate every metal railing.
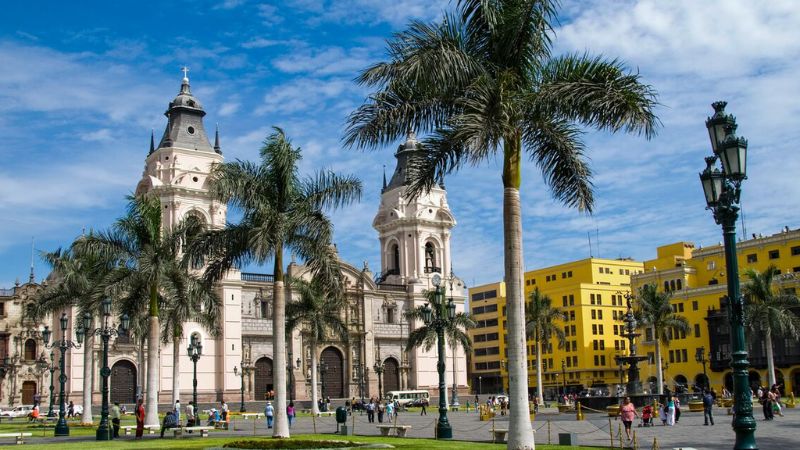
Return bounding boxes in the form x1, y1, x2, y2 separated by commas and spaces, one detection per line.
378, 283, 407, 292
0, 288, 15, 297
241, 273, 275, 283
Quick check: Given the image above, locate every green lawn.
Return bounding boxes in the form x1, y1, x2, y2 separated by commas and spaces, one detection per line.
12, 433, 609, 450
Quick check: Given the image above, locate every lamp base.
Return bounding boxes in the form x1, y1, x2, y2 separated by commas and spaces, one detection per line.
436, 423, 452, 439
96, 424, 113, 441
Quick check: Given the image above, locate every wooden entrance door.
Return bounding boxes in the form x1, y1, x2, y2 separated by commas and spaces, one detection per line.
321, 347, 344, 398
254, 357, 274, 400
110, 360, 137, 404
21, 381, 36, 405
383, 358, 400, 393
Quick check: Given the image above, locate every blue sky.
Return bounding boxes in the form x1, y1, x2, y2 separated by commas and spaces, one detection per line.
1, 0, 799, 289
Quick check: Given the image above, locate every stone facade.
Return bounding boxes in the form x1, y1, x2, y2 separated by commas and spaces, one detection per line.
0, 75, 467, 409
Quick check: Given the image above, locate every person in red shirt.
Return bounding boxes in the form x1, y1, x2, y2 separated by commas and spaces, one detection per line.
135, 398, 145, 439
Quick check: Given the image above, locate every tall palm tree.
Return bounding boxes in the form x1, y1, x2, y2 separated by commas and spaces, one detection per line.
74, 194, 204, 426
285, 276, 349, 415
742, 265, 800, 388
404, 289, 475, 399
188, 127, 362, 438
159, 261, 222, 405
344, 2, 658, 446
524, 287, 565, 406
636, 284, 689, 395
35, 247, 112, 425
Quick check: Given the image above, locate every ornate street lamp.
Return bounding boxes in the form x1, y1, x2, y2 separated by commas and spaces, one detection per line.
287, 350, 294, 404
423, 273, 453, 439
561, 359, 567, 398
699, 101, 756, 450
42, 312, 85, 437
447, 270, 459, 408
478, 375, 482, 396
319, 361, 329, 403
372, 360, 384, 401
695, 347, 709, 391
85, 298, 129, 440
46, 352, 56, 418
187, 334, 203, 407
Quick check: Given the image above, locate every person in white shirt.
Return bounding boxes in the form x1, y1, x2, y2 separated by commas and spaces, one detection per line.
186, 401, 195, 427
264, 402, 274, 429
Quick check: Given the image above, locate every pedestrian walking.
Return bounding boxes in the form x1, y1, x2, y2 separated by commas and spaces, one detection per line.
366, 398, 375, 423
703, 390, 715, 426
420, 398, 428, 415
674, 396, 681, 423
134, 398, 145, 439
287, 401, 295, 427
619, 397, 638, 440
666, 396, 675, 426
111, 402, 121, 437
377, 401, 385, 423
174, 399, 181, 423
265, 401, 274, 429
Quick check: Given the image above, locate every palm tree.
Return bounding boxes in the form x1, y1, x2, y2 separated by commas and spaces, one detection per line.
742, 265, 800, 388
285, 276, 349, 415
74, 194, 204, 426
35, 247, 112, 425
159, 261, 222, 405
404, 289, 475, 401
636, 284, 689, 395
344, 2, 658, 446
524, 287, 565, 406
188, 127, 362, 438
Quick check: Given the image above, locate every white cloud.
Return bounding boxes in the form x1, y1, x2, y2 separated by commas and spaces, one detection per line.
214, 0, 246, 9
218, 101, 241, 117
272, 46, 375, 76
80, 128, 113, 141
289, 0, 448, 26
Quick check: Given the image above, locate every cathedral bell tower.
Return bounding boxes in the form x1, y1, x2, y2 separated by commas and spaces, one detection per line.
372, 130, 456, 293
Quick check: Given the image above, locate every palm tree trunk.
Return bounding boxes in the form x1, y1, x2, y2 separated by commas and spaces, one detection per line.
172, 336, 181, 405
536, 339, 544, 406
81, 333, 93, 425
502, 133, 535, 450
655, 339, 663, 396
310, 337, 319, 415
765, 327, 776, 388
145, 284, 161, 426
272, 247, 289, 438
137, 335, 145, 400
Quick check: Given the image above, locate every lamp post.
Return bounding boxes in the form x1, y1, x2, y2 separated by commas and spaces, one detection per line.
46, 352, 56, 418
478, 376, 482, 396
286, 351, 294, 404
373, 360, 384, 401
699, 101, 756, 450
42, 312, 85, 437
233, 363, 250, 412
448, 269, 460, 408
187, 334, 203, 407
696, 347, 709, 392
319, 361, 328, 404
561, 359, 567, 398
421, 273, 455, 439
84, 298, 129, 441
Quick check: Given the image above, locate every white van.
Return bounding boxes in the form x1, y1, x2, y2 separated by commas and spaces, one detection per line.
384, 390, 431, 407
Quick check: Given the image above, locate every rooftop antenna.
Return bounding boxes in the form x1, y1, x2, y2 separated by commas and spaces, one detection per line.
596, 227, 600, 258
587, 231, 593, 258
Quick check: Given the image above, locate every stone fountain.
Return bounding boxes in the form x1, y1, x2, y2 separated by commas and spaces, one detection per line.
614, 295, 649, 396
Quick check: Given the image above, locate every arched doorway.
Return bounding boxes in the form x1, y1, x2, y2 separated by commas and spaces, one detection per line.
724, 372, 734, 393
21, 381, 36, 405
674, 374, 688, 393
748, 371, 761, 390
320, 347, 344, 398
694, 373, 709, 392
774, 370, 785, 395
254, 357, 274, 400
383, 358, 400, 393
110, 360, 137, 404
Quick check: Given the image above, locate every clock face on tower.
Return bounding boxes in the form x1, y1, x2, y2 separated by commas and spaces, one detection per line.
432, 273, 442, 287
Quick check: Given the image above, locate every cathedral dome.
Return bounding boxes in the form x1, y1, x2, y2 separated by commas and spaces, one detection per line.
169, 77, 204, 111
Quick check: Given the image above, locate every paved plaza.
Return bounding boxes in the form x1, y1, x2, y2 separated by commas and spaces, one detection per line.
7, 405, 798, 449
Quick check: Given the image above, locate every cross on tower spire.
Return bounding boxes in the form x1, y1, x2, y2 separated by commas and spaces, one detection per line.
181, 66, 190, 81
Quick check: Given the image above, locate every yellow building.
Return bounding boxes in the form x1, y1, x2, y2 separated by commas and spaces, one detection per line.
467, 258, 645, 398
632, 228, 800, 395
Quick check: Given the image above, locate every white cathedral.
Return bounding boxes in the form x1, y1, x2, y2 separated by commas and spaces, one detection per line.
0, 74, 467, 407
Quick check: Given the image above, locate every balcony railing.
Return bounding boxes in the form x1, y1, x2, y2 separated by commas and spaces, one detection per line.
0, 288, 15, 297
241, 273, 275, 283
378, 283, 407, 292
424, 266, 441, 274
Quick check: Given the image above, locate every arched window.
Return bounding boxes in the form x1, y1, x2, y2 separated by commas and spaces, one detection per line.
424, 242, 439, 273
664, 281, 670, 292
676, 279, 682, 290
390, 244, 400, 275
24, 339, 37, 361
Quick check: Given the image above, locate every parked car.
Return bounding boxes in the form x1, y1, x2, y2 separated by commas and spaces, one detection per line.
410, 397, 429, 407
0, 405, 34, 419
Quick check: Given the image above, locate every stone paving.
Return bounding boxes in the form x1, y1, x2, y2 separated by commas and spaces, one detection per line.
7, 404, 799, 448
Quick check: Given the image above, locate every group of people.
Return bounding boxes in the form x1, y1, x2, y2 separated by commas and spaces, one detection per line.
263, 400, 296, 428
317, 396, 332, 412
757, 384, 785, 421
364, 397, 399, 423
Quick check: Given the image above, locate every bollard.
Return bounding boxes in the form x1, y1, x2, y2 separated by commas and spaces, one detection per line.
652, 436, 658, 450
609, 418, 613, 449
653, 399, 659, 418
576, 401, 584, 421
492, 418, 496, 443
547, 419, 551, 444
633, 429, 637, 450
312, 410, 317, 434
618, 423, 623, 450
352, 409, 356, 435
253, 416, 256, 436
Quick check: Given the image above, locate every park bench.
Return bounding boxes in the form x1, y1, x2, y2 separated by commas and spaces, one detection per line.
240, 412, 264, 420
122, 424, 159, 435
376, 424, 411, 437
316, 411, 335, 417
490, 428, 508, 443
173, 426, 213, 437
0, 432, 32, 444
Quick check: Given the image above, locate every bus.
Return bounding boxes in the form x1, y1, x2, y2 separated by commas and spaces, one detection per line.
384, 390, 431, 407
